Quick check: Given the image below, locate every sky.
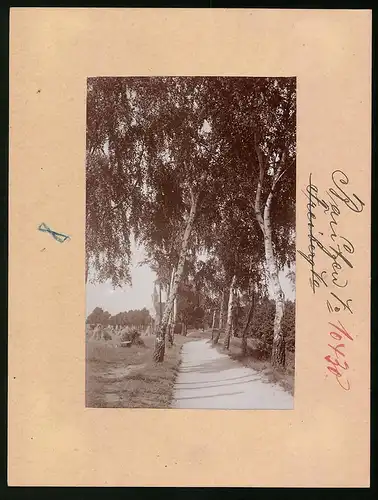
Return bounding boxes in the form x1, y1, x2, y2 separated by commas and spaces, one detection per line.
86, 238, 296, 317
86, 239, 158, 317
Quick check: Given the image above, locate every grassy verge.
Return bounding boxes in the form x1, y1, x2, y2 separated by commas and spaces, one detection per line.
214, 335, 295, 395
185, 328, 213, 340
86, 334, 192, 408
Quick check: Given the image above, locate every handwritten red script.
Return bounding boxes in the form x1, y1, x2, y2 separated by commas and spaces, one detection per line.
325, 320, 353, 391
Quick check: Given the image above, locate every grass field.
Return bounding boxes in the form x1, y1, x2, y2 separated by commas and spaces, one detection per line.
86, 331, 203, 408
86, 329, 294, 408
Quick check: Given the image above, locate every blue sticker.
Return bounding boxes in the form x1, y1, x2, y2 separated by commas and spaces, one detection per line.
38, 222, 70, 243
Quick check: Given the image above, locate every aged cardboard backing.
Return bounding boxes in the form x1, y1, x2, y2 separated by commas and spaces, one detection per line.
9, 8, 371, 486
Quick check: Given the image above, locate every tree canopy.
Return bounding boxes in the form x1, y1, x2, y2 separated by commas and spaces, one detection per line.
86, 306, 151, 328
86, 76, 296, 365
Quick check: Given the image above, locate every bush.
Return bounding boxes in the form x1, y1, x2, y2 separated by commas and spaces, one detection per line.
121, 331, 130, 342
174, 323, 182, 334
282, 300, 295, 352
247, 298, 295, 353
103, 331, 112, 341
121, 329, 145, 346
248, 298, 275, 351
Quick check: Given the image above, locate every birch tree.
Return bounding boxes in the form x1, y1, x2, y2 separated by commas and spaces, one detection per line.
132, 77, 225, 362
206, 77, 296, 367
86, 76, 295, 367
86, 78, 146, 287
251, 80, 296, 367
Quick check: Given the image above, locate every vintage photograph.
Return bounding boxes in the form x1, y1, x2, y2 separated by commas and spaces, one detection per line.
85, 77, 296, 409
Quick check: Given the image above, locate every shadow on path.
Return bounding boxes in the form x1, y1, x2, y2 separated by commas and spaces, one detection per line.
172, 339, 294, 410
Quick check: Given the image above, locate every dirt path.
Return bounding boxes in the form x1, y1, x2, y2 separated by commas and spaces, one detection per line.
172, 339, 293, 409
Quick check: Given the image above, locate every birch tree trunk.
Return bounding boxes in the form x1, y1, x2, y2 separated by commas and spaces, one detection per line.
254, 140, 286, 368
167, 296, 177, 346
173, 296, 177, 324
232, 290, 241, 337
241, 289, 255, 356
167, 267, 176, 347
263, 193, 286, 367
223, 275, 237, 350
213, 290, 225, 345
211, 309, 216, 329
219, 291, 225, 330
153, 193, 199, 362
211, 309, 216, 340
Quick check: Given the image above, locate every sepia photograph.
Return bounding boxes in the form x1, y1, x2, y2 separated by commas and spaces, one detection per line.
8, 7, 371, 487
85, 77, 296, 410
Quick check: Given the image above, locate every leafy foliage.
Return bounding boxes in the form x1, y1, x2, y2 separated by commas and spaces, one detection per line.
176, 280, 205, 328
239, 298, 296, 354
86, 307, 151, 328
87, 77, 295, 285
86, 76, 296, 363
282, 300, 295, 352
86, 307, 111, 326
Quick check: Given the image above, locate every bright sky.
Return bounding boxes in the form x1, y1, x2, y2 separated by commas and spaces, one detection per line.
271, 266, 296, 302
86, 238, 295, 317
86, 239, 159, 317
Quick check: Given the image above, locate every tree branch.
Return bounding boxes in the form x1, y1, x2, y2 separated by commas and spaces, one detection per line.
264, 152, 286, 225
110, 146, 145, 211
253, 133, 265, 233
274, 156, 294, 186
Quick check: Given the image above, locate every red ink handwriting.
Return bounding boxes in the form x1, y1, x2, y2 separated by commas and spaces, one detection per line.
324, 320, 353, 390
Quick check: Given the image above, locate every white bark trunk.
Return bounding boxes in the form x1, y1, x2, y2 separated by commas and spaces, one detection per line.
263, 185, 285, 367
219, 291, 225, 329
167, 266, 176, 343
223, 275, 237, 350
254, 140, 286, 367
173, 296, 177, 325
168, 267, 175, 299
226, 278, 236, 329
211, 309, 216, 329
153, 194, 199, 362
